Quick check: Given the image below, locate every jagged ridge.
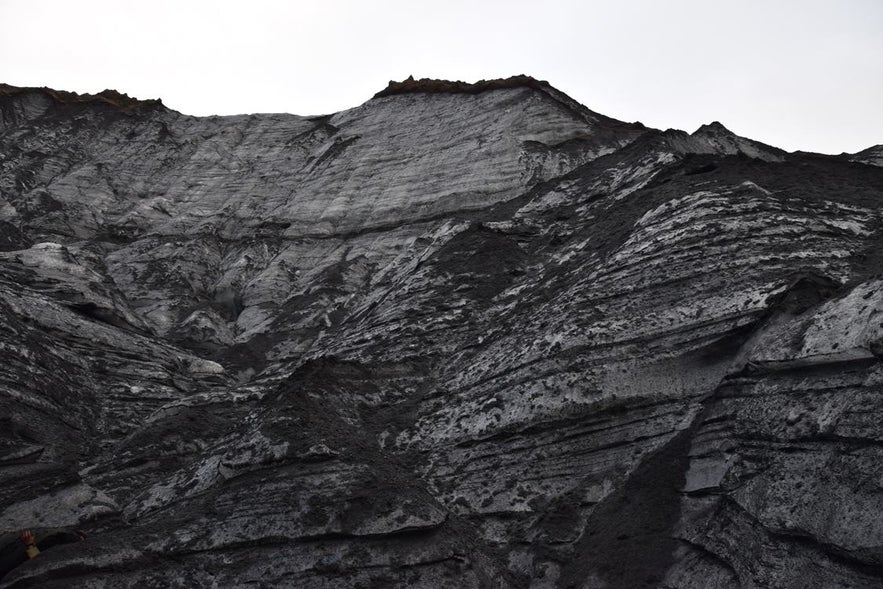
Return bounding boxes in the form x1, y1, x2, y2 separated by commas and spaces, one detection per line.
0, 83, 163, 113
374, 74, 559, 98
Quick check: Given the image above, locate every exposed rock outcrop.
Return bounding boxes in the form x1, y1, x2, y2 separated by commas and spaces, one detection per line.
0, 77, 881, 588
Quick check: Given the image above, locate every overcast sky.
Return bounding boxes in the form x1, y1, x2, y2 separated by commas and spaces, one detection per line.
1, 0, 880, 154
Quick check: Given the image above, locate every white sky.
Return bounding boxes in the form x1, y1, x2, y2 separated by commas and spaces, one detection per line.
1, 0, 881, 154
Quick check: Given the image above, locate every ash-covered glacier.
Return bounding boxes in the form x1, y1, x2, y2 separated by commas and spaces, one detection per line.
0, 77, 881, 588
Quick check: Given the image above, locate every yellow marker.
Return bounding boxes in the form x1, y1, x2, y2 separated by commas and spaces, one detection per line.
19, 530, 39, 559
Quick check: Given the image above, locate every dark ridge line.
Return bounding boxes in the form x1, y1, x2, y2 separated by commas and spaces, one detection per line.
0, 82, 163, 113
374, 74, 562, 98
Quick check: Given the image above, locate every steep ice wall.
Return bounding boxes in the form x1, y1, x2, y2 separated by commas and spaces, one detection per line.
1, 78, 882, 588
